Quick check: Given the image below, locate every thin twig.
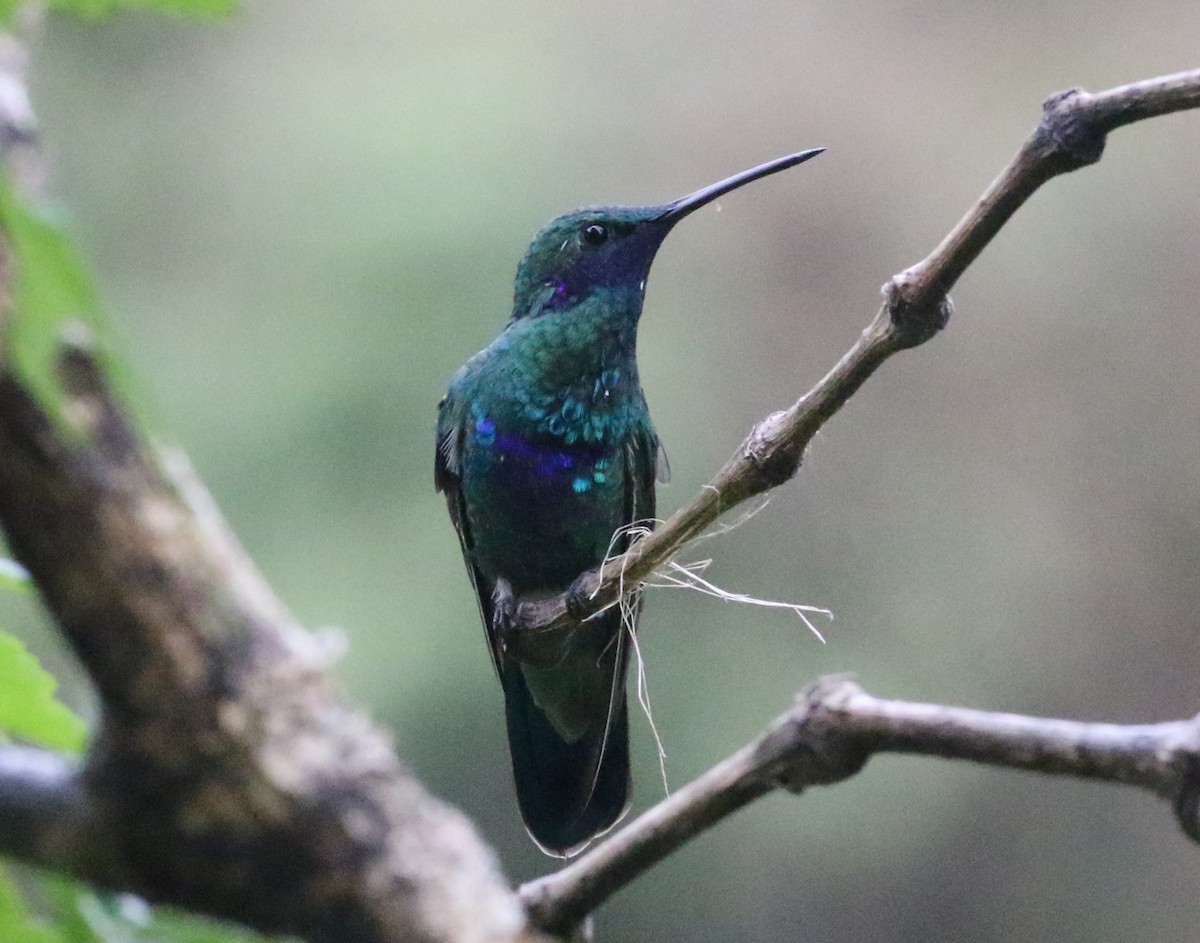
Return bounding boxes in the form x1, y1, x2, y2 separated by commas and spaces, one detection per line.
506, 67, 1200, 656
521, 676, 1200, 935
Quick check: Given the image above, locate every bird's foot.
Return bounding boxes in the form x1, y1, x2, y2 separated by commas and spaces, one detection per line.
565, 571, 599, 621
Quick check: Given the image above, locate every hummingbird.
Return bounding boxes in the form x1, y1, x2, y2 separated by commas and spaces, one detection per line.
435, 148, 823, 856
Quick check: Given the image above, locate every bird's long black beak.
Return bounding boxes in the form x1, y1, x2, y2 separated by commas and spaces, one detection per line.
655, 148, 824, 226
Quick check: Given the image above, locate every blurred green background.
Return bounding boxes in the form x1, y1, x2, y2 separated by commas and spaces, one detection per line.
3, 1, 1200, 939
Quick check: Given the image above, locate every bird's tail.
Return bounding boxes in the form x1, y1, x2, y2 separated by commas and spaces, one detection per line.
501, 611, 631, 857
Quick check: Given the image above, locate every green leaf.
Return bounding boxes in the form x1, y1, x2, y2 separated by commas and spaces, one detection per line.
48, 0, 237, 19
0, 0, 235, 25
0, 559, 32, 593
62, 885, 278, 943
0, 865, 69, 943
0, 177, 103, 414
0, 174, 151, 429
72, 893, 139, 943
140, 910, 280, 943
43, 878, 103, 943
0, 630, 86, 752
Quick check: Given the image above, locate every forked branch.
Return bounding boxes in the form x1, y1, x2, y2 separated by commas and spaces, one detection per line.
513, 65, 1200, 932
520, 676, 1200, 934
506, 67, 1200, 655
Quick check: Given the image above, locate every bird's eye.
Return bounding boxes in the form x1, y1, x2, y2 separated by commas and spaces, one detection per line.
581, 223, 609, 247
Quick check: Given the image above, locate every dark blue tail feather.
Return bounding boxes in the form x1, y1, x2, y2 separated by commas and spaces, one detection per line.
501, 622, 631, 856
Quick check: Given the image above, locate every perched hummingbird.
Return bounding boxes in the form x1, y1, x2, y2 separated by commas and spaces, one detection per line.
436, 149, 823, 856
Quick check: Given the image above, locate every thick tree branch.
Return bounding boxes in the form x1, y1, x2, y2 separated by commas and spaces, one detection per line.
520, 676, 1200, 934
0, 342, 546, 943
506, 67, 1200, 657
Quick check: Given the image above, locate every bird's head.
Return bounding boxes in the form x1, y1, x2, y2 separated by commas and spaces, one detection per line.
510, 148, 824, 322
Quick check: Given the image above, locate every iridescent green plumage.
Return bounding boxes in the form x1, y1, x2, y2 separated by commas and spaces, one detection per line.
436, 149, 822, 856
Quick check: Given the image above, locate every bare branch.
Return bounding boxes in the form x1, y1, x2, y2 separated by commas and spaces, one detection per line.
0, 746, 117, 880
506, 67, 1200, 657
521, 676, 1200, 934
893, 67, 1200, 318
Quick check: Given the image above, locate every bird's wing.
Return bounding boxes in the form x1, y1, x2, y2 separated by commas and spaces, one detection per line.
625, 419, 661, 527
576, 416, 660, 785
435, 391, 503, 675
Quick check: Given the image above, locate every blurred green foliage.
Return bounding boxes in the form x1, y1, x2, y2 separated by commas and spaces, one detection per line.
0, 628, 84, 752
0, 870, 277, 943
0, 868, 61, 943
0, 560, 31, 592
0, 0, 232, 30
1, 1, 1199, 941
0, 177, 103, 413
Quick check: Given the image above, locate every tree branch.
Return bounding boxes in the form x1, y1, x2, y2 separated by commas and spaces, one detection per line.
514, 65, 1200, 932
0, 340, 552, 942
0, 746, 115, 880
520, 676, 1200, 934
506, 67, 1200, 656
1, 40, 1197, 943
0, 340, 548, 943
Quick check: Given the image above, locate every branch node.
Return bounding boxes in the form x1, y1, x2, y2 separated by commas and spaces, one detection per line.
756, 675, 869, 794
883, 277, 954, 349
54, 328, 141, 460
743, 410, 803, 489
1034, 87, 1107, 169
799, 672, 864, 709
55, 322, 103, 394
